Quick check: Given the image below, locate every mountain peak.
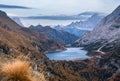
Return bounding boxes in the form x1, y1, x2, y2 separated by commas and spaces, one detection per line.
114, 5, 120, 12
110, 5, 120, 15
73, 5, 120, 51
0, 10, 7, 17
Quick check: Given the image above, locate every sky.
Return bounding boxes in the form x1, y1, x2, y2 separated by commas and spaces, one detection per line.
0, 0, 120, 26
0, 0, 120, 16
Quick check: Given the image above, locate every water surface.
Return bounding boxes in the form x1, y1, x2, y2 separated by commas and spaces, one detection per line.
45, 48, 88, 60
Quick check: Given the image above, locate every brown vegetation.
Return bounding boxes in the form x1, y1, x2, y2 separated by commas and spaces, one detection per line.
1, 60, 32, 81
0, 55, 47, 81
46, 51, 120, 81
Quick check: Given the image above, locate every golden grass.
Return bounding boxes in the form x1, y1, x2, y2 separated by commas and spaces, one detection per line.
1, 59, 32, 81
0, 55, 47, 81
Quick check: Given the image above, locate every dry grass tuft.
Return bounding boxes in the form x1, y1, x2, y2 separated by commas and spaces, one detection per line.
0, 55, 47, 81
1, 59, 32, 81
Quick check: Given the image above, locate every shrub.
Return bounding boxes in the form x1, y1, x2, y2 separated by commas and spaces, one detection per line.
0, 54, 47, 81
1, 59, 32, 81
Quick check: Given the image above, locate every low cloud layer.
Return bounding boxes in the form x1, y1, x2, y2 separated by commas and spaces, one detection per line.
0, 4, 31, 9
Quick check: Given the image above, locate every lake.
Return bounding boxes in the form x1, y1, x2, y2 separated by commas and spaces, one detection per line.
45, 48, 88, 60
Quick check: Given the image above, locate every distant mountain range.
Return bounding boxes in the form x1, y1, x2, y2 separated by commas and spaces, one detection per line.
9, 15, 79, 45
29, 25, 79, 45
54, 12, 106, 36
12, 11, 106, 37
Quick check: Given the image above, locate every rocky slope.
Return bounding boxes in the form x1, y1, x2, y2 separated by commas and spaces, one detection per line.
54, 12, 105, 36
73, 5, 120, 52
0, 10, 64, 53
30, 25, 78, 45
0, 10, 65, 80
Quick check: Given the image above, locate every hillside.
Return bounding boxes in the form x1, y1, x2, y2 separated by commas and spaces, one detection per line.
0, 22, 50, 81
0, 10, 52, 63
69, 5, 120, 81
73, 5, 120, 52
0, 9, 62, 81
30, 25, 78, 45
0, 10, 64, 52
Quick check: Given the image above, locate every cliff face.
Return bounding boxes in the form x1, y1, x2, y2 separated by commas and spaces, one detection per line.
73, 5, 120, 51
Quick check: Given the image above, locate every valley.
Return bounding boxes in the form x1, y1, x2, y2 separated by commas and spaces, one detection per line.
0, 1, 119, 81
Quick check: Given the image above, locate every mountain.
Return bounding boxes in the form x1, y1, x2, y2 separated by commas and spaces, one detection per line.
0, 10, 49, 63
10, 17, 24, 27
0, 10, 64, 53
73, 5, 120, 52
0, 10, 120, 81
71, 6, 120, 81
54, 12, 105, 36
0, 10, 7, 17
0, 10, 53, 81
29, 25, 79, 45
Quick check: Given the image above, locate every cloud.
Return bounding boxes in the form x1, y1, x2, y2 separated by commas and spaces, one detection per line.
0, 4, 31, 9
22, 12, 102, 20
0, 0, 119, 16
24, 15, 78, 20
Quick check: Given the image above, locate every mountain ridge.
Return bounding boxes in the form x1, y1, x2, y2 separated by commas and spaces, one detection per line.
73, 5, 120, 52
54, 12, 105, 36
0, 10, 65, 53
29, 25, 79, 45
